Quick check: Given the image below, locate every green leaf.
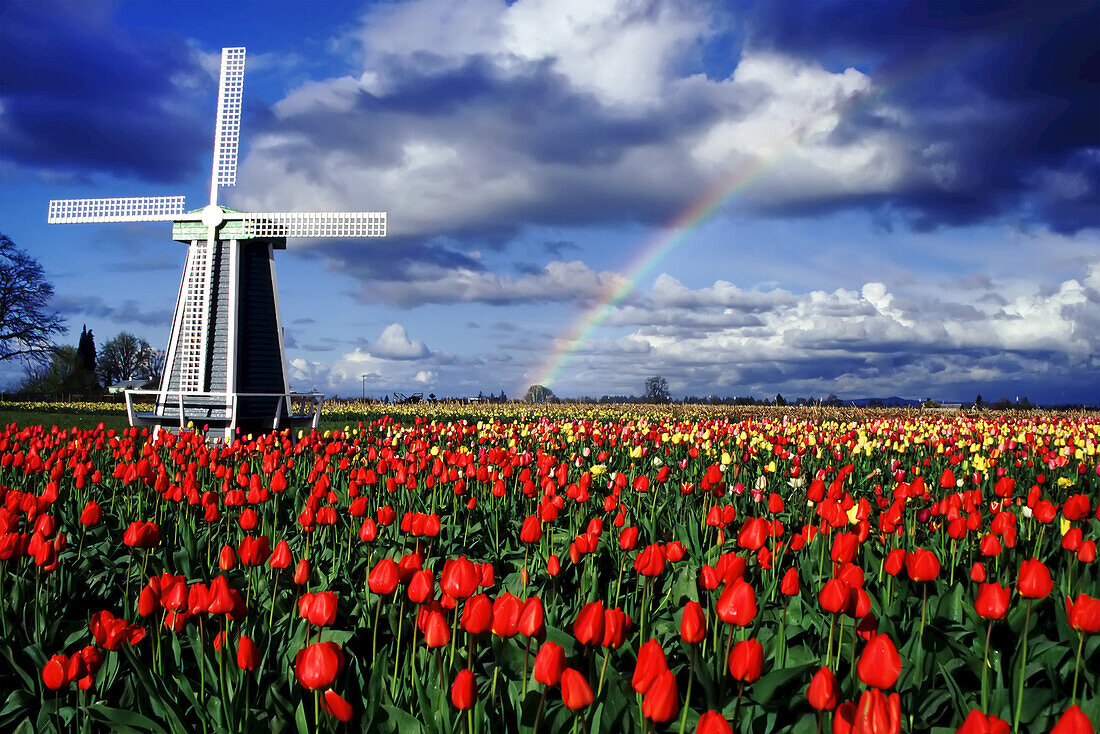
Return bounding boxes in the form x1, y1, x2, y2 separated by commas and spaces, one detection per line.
381, 704, 425, 734
751, 662, 813, 706
86, 704, 162, 733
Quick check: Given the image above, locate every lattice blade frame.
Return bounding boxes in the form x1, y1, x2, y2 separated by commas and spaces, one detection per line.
243, 212, 387, 238
211, 47, 246, 191
48, 196, 186, 223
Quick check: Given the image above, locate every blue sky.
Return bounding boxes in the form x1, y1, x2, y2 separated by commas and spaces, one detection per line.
1, 0, 1097, 403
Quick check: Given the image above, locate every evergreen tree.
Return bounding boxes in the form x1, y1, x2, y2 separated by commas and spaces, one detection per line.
76, 325, 97, 384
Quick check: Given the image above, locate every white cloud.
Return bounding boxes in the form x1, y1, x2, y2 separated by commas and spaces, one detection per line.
369, 323, 430, 360
361, 260, 627, 306
524, 259, 1100, 399
234, 2, 917, 243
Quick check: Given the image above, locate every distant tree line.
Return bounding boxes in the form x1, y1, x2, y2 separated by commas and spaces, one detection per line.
15, 327, 165, 398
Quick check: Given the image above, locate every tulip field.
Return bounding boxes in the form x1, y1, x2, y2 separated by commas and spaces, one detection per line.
0, 406, 1098, 733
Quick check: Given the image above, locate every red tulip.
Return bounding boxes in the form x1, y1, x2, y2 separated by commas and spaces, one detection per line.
461, 594, 493, 634
727, 638, 763, 683
207, 575, 236, 615
294, 641, 344, 690
299, 591, 338, 627
780, 567, 800, 596
436, 556, 476, 598
696, 711, 733, 734
293, 558, 310, 585
1066, 593, 1100, 633
716, 578, 757, 626
547, 554, 561, 576
905, 548, 940, 582
560, 668, 593, 709
423, 609, 451, 648
974, 583, 1011, 620
1078, 540, 1096, 563
852, 688, 901, 734
322, 689, 353, 722
42, 654, 69, 690
237, 635, 260, 671
367, 558, 399, 595
138, 583, 160, 617
573, 601, 605, 645
831, 532, 859, 564
834, 701, 857, 734
619, 526, 639, 550
79, 501, 102, 527
269, 540, 292, 569
518, 597, 544, 638
819, 578, 851, 615
807, 666, 838, 711
664, 540, 685, 562
634, 543, 666, 576
641, 669, 679, 722
1050, 705, 1094, 734
632, 638, 668, 694
979, 533, 1002, 557
359, 518, 378, 542
600, 607, 631, 648
857, 634, 901, 689
491, 593, 522, 637
123, 520, 160, 548
680, 600, 707, 644
955, 709, 1010, 734
737, 517, 768, 551
1016, 558, 1053, 599
532, 641, 565, 686
884, 548, 906, 576
520, 515, 542, 544
451, 669, 477, 710
408, 570, 434, 604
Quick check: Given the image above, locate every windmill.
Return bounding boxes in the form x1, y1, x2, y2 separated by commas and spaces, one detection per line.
48, 47, 386, 438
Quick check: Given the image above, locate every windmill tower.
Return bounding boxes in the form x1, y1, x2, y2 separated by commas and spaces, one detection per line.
48, 47, 386, 438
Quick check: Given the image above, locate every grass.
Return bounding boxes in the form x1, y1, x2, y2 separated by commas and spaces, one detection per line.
0, 409, 132, 432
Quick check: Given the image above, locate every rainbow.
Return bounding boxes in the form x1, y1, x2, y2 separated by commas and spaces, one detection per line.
531, 151, 788, 391
528, 42, 957, 395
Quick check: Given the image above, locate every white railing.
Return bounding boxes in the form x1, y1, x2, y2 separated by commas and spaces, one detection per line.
124, 390, 324, 433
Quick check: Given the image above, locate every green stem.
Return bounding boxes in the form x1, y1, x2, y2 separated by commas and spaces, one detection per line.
677, 647, 695, 734
1071, 631, 1084, 707
981, 619, 993, 713
1013, 599, 1033, 732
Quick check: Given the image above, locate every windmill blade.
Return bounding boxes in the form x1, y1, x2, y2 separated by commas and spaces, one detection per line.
210, 47, 246, 198
242, 212, 387, 238
48, 196, 187, 223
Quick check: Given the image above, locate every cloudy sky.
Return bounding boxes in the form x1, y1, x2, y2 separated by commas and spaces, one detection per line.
2, 0, 1097, 403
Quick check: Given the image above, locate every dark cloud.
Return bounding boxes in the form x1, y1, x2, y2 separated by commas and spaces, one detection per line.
0, 1, 209, 182
310, 236, 487, 282
745, 0, 1100, 232
52, 294, 172, 327
541, 240, 579, 257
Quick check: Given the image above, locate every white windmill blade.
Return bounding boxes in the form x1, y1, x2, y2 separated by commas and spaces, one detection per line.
242, 211, 388, 238
209, 47, 246, 202
48, 196, 187, 223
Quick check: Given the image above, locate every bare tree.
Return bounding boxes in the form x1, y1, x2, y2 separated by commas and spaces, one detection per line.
145, 349, 166, 384
523, 384, 555, 404
0, 234, 66, 363
96, 332, 154, 386
644, 375, 670, 402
